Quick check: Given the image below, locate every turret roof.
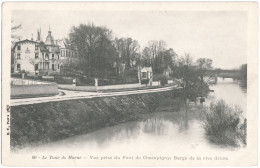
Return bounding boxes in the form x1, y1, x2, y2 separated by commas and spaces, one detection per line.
45, 30, 55, 46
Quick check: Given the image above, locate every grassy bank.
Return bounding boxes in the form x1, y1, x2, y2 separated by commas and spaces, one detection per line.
11, 89, 183, 149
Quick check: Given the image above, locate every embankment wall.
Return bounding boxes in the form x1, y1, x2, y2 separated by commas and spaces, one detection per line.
11, 89, 183, 148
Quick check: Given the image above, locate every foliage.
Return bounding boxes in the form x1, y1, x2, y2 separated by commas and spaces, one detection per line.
11, 19, 22, 43
114, 37, 140, 73
203, 100, 247, 147
153, 74, 168, 86
239, 64, 247, 87
69, 23, 117, 78
141, 79, 149, 85
141, 41, 177, 74
172, 54, 211, 99
196, 58, 213, 85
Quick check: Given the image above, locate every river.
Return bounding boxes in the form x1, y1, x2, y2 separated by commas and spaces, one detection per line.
15, 78, 247, 156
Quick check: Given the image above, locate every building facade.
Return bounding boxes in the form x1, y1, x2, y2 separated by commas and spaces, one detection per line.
57, 39, 78, 64
12, 29, 78, 76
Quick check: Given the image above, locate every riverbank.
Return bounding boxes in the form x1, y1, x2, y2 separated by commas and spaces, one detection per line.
11, 89, 184, 149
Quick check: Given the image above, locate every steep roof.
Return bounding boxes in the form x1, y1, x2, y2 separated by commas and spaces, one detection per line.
38, 41, 49, 53
45, 30, 55, 46
141, 67, 153, 72
57, 39, 78, 51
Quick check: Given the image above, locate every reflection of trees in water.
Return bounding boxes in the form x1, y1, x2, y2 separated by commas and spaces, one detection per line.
177, 105, 189, 132
48, 121, 142, 149
88, 122, 141, 146
142, 117, 166, 135
154, 104, 204, 133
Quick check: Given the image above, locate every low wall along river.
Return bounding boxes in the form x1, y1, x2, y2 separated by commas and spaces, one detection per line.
11, 78, 58, 98
10, 89, 183, 148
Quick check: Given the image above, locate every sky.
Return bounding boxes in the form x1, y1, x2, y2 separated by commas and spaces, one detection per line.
12, 10, 247, 69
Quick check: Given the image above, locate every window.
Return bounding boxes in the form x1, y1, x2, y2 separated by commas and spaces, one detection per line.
17, 45, 21, 50
17, 64, 20, 70
35, 45, 39, 50
35, 53, 39, 59
35, 64, 38, 70
58, 64, 59, 69
142, 72, 147, 79
17, 54, 21, 59
58, 55, 59, 60
52, 64, 55, 71
66, 50, 68, 57
45, 54, 49, 60
52, 54, 54, 59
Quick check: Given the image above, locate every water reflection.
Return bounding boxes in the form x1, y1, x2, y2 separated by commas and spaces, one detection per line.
143, 118, 166, 135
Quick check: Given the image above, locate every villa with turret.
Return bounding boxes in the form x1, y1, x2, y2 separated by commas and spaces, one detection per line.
11, 28, 78, 76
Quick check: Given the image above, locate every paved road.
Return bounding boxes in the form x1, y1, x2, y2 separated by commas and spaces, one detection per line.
11, 85, 179, 106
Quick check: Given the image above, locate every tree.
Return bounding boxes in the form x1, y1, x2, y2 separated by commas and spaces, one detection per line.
11, 19, 22, 73
196, 58, 213, 96
239, 64, 247, 87
11, 19, 22, 43
172, 54, 210, 100
145, 40, 167, 73
141, 40, 176, 74
114, 37, 140, 74
69, 23, 117, 78
239, 64, 247, 81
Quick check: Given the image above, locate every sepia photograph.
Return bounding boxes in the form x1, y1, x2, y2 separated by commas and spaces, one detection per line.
1, 1, 258, 167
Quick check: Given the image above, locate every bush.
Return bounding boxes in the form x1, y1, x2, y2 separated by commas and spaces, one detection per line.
203, 100, 246, 147
76, 76, 95, 86
141, 79, 149, 85
153, 74, 168, 86
54, 74, 64, 84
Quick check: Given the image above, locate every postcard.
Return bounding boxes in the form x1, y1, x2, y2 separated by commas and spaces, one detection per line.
1, 1, 258, 167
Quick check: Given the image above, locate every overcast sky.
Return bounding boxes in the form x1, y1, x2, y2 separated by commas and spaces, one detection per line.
12, 10, 247, 69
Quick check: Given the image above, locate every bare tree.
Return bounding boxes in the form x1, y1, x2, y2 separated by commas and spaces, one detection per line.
114, 37, 140, 73
11, 19, 22, 43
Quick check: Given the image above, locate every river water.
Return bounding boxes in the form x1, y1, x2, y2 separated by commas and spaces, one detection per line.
16, 78, 247, 156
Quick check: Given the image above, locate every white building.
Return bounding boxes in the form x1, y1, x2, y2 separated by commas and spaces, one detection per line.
12, 29, 60, 76
57, 39, 78, 64
138, 67, 153, 85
